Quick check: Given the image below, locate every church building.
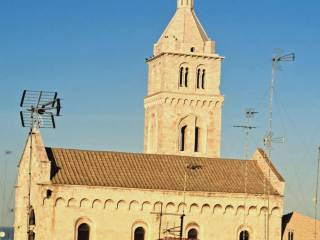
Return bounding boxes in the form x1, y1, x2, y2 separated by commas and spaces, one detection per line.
14, 0, 285, 240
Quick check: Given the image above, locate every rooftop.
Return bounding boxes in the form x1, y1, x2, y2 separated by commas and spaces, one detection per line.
46, 147, 280, 195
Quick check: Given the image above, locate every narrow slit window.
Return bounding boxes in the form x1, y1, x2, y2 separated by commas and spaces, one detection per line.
185, 68, 189, 87
201, 69, 206, 89
78, 223, 90, 240
179, 67, 184, 87
29, 207, 35, 226
196, 69, 200, 89
28, 231, 35, 240
180, 126, 187, 151
194, 127, 199, 152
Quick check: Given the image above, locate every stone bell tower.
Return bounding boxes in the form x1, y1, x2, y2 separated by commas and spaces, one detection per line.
144, 0, 224, 158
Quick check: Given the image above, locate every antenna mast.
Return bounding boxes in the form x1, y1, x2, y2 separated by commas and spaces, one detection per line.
314, 147, 320, 240
234, 108, 257, 239
263, 52, 295, 240
19, 90, 62, 240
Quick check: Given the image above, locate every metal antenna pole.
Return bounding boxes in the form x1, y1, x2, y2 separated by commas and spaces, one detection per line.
26, 118, 32, 240
151, 164, 201, 240
19, 90, 62, 240
315, 147, 320, 240
234, 109, 257, 240
263, 52, 295, 240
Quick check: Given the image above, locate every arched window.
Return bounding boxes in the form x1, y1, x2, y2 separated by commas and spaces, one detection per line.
194, 127, 199, 152
179, 65, 189, 88
196, 69, 201, 89
185, 68, 189, 87
196, 68, 205, 89
179, 67, 184, 87
180, 126, 187, 151
239, 230, 249, 240
78, 223, 90, 240
288, 231, 294, 240
201, 69, 205, 89
134, 227, 145, 240
188, 228, 198, 240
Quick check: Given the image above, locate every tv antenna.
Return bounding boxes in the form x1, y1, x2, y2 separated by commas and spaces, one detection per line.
19, 90, 62, 240
20, 90, 61, 129
151, 164, 202, 240
263, 52, 295, 240
233, 108, 258, 159
234, 108, 257, 239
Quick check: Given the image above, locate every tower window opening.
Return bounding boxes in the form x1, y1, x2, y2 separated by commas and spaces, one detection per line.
239, 230, 249, 240
46, 189, 53, 198
134, 227, 145, 240
179, 67, 184, 87
194, 127, 199, 152
187, 228, 198, 240
196, 69, 201, 89
191, 47, 195, 52
29, 207, 35, 226
78, 223, 90, 240
201, 69, 206, 89
180, 126, 187, 151
28, 230, 35, 240
185, 68, 189, 87
288, 231, 294, 240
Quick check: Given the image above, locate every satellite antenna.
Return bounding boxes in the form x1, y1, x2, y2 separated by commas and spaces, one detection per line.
234, 108, 257, 240
263, 52, 295, 240
19, 90, 62, 240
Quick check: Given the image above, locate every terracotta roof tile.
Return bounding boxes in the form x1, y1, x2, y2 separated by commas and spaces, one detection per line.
46, 148, 279, 195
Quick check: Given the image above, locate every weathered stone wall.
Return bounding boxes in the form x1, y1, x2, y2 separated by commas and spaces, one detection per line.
36, 185, 283, 240
144, 53, 224, 158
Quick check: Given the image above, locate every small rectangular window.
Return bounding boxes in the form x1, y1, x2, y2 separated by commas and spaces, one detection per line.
194, 127, 199, 152
180, 126, 187, 151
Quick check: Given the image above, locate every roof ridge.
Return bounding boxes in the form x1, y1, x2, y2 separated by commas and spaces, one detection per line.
46, 147, 255, 162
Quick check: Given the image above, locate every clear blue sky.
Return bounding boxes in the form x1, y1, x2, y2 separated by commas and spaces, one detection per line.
0, 0, 320, 226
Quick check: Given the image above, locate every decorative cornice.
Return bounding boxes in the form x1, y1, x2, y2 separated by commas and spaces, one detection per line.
144, 92, 224, 109
146, 51, 224, 62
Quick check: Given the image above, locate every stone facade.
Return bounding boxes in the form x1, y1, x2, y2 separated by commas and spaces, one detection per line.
144, 0, 223, 158
13, 1, 285, 240
14, 131, 284, 240
282, 212, 320, 240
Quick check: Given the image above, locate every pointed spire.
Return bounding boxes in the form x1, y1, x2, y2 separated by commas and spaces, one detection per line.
154, 0, 215, 56
177, 0, 194, 10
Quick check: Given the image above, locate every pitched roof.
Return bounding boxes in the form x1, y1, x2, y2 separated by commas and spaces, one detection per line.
158, 8, 209, 45
257, 148, 284, 182
46, 148, 280, 195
